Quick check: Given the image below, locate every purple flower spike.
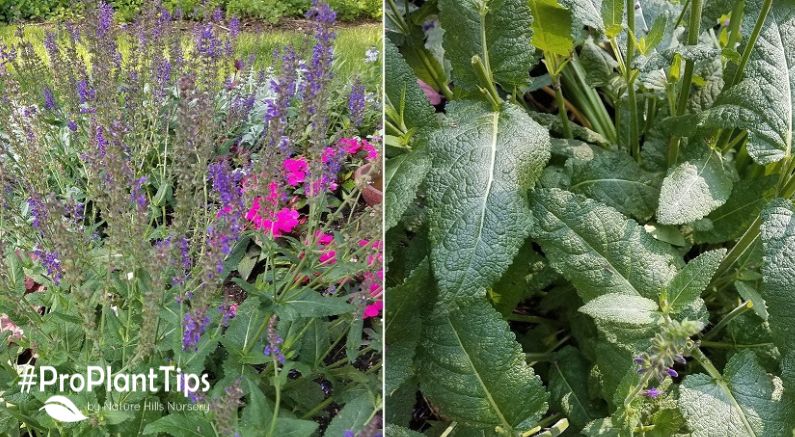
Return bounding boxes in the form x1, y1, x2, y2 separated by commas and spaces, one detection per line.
644, 387, 662, 399
97, 2, 114, 38
348, 79, 366, 127
43, 87, 56, 111
182, 310, 210, 351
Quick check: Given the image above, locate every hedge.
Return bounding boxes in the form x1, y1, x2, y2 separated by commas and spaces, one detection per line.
0, 0, 381, 24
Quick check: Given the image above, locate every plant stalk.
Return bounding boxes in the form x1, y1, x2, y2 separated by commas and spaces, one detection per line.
668, 0, 704, 166
703, 300, 753, 340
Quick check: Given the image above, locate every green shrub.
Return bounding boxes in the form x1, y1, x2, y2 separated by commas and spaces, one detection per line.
0, 0, 380, 23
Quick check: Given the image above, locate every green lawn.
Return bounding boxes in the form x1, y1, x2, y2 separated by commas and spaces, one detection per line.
0, 23, 380, 79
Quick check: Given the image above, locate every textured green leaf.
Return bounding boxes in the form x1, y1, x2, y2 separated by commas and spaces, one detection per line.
385, 260, 434, 394
693, 175, 776, 244
560, 0, 603, 41
488, 242, 546, 317
761, 199, 795, 365
385, 150, 432, 231
438, 0, 536, 91
579, 294, 660, 326
418, 297, 548, 432
549, 346, 603, 430
679, 350, 795, 437
579, 36, 618, 86
656, 149, 733, 225
529, 0, 574, 56
385, 425, 425, 437
568, 150, 663, 221
385, 39, 437, 130
665, 249, 726, 315
529, 188, 682, 302
601, 0, 624, 38
691, 3, 795, 165
325, 393, 377, 436
427, 101, 550, 302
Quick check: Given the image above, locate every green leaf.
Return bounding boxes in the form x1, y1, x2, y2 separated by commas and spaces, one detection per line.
549, 346, 603, 431
679, 350, 795, 437
274, 288, 354, 321
580, 36, 618, 86
761, 199, 795, 365
488, 241, 538, 317
385, 260, 434, 394
656, 149, 733, 225
665, 249, 726, 315
568, 150, 663, 221
385, 39, 437, 130
142, 413, 214, 436
579, 293, 660, 326
528, 0, 574, 57
560, 0, 603, 41
689, 3, 795, 165
324, 392, 376, 436
693, 175, 776, 244
601, 0, 624, 38
427, 101, 550, 302
385, 150, 432, 231
529, 188, 682, 302
735, 281, 768, 320
385, 425, 425, 437
438, 0, 536, 91
418, 297, 548, 432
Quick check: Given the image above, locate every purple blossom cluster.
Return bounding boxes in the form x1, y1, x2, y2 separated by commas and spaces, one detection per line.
182, 309, 210, 351
263, 315, 285, 364
33, 247, 63, 284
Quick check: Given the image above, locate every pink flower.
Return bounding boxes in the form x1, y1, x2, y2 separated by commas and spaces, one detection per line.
339, 138, 362, 154
268, 208, 300, 236
319, 250, 337, 264
361, 139, 379, 161
315, 231, 334, 246
363, 301, 383, 319
418, 79, 443, 105
321, 147, 336, 164
1, 314, 23, 343
246, 198, 300, 237
284, 157, 309, 186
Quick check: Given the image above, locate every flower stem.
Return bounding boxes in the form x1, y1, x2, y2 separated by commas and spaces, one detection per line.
703, 300, 753, 341
553, 77, 573, 139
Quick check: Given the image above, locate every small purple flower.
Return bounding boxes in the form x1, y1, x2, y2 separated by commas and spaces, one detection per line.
344, 431, 355, 437
68, 120, 78, 132
182, 309, 210, 351
218, 303, 238, 327
633, 355, 645, 365
33, 247, 63, 284
131, 176, 148, 210
263, 316, 285, 364
644, 387, 662, 399
666, 368, 678, 378
28, 197, 47, 231
95, 126, 107, 158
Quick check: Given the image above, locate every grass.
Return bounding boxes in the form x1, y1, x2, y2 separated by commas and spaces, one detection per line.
0, 23, 380, 79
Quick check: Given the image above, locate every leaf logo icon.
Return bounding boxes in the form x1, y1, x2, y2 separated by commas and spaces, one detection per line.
40, 395, 88, 423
